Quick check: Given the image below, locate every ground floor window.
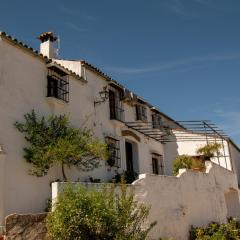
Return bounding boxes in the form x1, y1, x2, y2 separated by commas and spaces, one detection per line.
105, 137, 121, 168
152, 153, 164, 175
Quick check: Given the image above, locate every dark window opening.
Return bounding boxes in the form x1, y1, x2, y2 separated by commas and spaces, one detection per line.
152, 153, 164, 175
109, 89, 124, 121
136, 104, 147, 122
106, 137, 121, 168
125, 141, 134, 173
47, 69, 69, 102
152, 114, 162, 129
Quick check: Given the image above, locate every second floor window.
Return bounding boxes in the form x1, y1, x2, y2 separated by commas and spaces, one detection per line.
152, 153, 164, 175
152, 114, 162, 129
47, 68, 69, 102
109, 89, 124, 121
136, 104, 147, 122
105, 137, 121, 168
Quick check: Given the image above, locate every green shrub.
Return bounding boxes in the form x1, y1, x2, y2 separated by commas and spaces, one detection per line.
47, 184, 156, 240
113, 171, 138, 184
190, 218, 240, 240
173, 155, 205, 175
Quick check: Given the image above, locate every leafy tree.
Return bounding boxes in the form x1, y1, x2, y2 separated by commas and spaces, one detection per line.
47, 184, 156, 240
15, 110, 108, 181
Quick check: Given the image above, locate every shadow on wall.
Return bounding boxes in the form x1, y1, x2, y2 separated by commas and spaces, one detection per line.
224, 188, 240, 219
163, 134, 178, 176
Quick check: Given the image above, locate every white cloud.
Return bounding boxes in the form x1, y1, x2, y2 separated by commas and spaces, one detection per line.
65, 22, 87, 33
104, 53, 240, 74
59, 5, 96, 21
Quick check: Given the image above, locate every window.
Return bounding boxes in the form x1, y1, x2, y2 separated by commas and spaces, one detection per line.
47, 68, 69, 102
109, 89, 124, 121
152, 114, 162, 129
105, 137, 121, 168
152, 153, 164, 175
136, 104, 147, 122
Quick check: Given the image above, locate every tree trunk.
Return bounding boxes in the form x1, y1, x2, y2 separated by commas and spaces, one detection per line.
61, 163, 68, 181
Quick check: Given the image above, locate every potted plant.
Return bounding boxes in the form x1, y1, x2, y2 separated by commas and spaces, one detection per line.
191, 157, 206, 172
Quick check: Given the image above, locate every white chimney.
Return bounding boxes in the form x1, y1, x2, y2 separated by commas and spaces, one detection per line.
37, 32, 57, 59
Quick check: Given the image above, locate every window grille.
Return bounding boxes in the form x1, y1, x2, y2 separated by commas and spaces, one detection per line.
152, 153, 164, 175
136, 104, 148, 122
47, 68, 69, 102
105, 137, 121, 168
109, 89, 124, 121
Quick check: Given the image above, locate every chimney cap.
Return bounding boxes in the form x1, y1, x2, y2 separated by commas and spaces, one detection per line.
37, 32, 57, 43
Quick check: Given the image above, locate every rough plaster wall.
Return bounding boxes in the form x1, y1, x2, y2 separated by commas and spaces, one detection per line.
163, 141, 178, 175
133, 162, 239, 240
0, 152, 5, 229
52, 163, 240, 240
229, 141, 240, 184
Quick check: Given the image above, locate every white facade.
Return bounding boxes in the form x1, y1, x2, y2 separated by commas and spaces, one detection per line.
0, 31, 240, 228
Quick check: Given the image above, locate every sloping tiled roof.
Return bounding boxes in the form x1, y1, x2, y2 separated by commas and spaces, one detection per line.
0, 31, 84, 81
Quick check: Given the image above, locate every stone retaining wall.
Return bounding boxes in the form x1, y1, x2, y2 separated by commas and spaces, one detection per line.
5, 213, 47, 240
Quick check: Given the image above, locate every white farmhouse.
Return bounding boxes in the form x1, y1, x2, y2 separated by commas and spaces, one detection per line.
0, 31, 240, 231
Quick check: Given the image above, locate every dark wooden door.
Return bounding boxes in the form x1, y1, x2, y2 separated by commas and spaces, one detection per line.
125, 142, 133, 172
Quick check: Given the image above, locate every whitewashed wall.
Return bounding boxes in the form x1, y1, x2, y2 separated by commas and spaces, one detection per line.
0, 150, 5, 231
133, 162, 240, 239
228, 141, 240, 184
1, 36, 240, 229
0, 39, 166, 225
52, 162, 240, 240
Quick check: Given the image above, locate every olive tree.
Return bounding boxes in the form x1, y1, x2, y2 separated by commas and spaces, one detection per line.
15, 110, 108, 181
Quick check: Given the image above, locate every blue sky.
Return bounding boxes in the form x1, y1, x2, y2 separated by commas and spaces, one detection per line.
1, 0, 240, 144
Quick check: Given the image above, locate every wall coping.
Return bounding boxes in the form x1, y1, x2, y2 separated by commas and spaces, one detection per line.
133, 161, 236, 185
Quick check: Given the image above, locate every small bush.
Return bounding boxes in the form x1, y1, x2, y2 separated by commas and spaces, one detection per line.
173, 155, 205, 175
47, 184, 156, 240
113, 171, 138, 184
190, 218, 240, 240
